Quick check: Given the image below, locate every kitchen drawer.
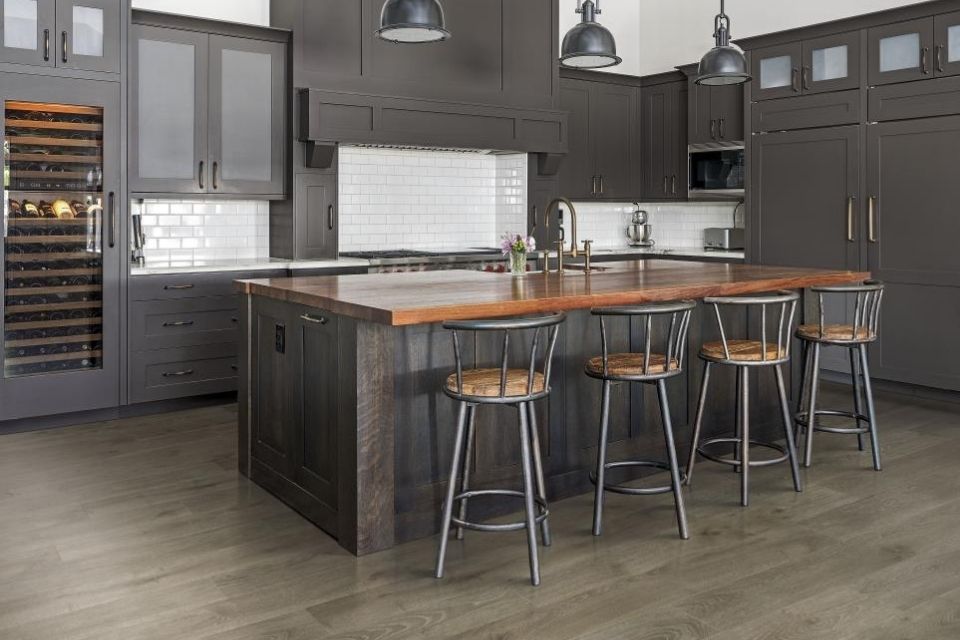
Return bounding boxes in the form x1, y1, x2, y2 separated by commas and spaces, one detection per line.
751, 90, 861, 132
130, 297, 240, 351
129, 343, 239, 403
129, 270, 286, 301
869, 75, 960, 122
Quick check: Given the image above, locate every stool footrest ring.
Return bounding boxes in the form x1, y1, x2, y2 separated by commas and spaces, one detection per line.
450, 489, 548, 533
795, 409, 871, 435
697, 437, 789, 468
588, 460, 685, 496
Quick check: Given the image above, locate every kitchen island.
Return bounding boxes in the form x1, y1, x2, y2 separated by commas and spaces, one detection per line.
236, 260, 868, 555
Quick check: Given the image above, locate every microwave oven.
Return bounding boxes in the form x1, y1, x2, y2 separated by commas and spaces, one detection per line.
688, 143, 745, 199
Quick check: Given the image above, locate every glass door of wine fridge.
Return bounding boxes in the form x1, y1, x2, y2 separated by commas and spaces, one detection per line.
1, 73, 120, 420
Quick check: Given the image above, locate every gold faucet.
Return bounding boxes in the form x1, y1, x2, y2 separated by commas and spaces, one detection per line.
542, 197, 579, 273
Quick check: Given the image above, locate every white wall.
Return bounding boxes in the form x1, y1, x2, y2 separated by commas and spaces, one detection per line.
559, 0, 642, 76
131, 0, 269, 26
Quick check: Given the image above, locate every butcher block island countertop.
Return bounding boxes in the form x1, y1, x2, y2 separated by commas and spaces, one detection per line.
237, 258, 870, 557
236, 260, 870, 325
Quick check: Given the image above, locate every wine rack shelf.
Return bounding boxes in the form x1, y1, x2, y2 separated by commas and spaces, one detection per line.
4, 100, 105, 378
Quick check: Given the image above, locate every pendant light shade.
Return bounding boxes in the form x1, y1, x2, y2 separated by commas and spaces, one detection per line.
560, 0, 621, 69
696, 0, 751, 85
376, 0, 450, 43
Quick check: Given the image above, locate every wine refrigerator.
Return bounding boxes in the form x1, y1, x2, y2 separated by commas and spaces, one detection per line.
1, 73, 121, 421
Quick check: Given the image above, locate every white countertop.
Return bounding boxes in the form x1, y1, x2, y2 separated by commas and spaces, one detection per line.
130, 257, 371, 276
591, 246, 746, 261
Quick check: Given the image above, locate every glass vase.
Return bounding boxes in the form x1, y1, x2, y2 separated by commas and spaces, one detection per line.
509, 250, 527, 276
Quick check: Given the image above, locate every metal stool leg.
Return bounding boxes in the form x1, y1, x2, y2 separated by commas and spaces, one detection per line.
518, 402, 541, 586
858, 344, 882, 472
436, 402, 469, 579
796, 340, 810, 418
592, 379, 612, 536
733, 369, 743, 473
775, 364, 803, 493
739, 366, 750, 507
850, 347, 865, 452
685, 361, 711, 486
527, 401, 551, 546
455, 404, 476, 540
657, 379, 689, 540
803, 342, 822, 468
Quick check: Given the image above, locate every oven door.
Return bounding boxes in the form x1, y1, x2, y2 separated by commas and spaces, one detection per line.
688, 143, 745, 199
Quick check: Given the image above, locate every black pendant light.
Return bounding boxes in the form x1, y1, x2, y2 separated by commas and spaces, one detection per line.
696, 0, 751, 85
560, 0, 622, 69
376, 0, 450, 43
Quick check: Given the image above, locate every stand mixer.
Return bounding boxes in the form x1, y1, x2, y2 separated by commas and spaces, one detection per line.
626, 205, 655, 247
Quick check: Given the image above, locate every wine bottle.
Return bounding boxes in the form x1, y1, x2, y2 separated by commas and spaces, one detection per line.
38, 201, 57, 219
21, 200, 41, 218
8, 199, 23, 218
71, 200, 88, 219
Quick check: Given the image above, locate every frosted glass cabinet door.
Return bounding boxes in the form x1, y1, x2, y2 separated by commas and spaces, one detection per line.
0, 0, 54, 66
750, 43, 801, 100
130, 25, 209, 194
869, 19, 934, 86
934, 11, 960, 78
802, 31, 860, 93
208, 35, 285, 196
55, 0, 119, 72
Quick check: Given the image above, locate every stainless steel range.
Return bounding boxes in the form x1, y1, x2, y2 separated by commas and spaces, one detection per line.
339, 249, 508, 273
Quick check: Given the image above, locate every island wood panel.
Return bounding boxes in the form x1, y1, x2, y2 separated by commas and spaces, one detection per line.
237, 261, 871, 327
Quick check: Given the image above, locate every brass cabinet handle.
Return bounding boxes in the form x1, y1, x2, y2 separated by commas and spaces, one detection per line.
936, 44, 945, 72
710, 119, 717, 139
868, 196, 878, 243
663, 175, 669, 194
61, 31, 67, 63
162, 320, 195, 328
163, 284, 195, 290
846, 196, 856, 242
212, 161, 219, 189
43, 29, 50, 61
300, 314, 328, 325
107, 191, 116, 248
921, 47, 930, 74
598, 175, 604, 195
327, 204, 334, 230
718, 118, 725, 139
161, 369, 194, 378
198, 161, 205, 190
671, 175, 677, 195
802, 66, 811, 90
791, 67, 801, 92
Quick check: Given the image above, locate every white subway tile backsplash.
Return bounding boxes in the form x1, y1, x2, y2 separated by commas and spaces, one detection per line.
134, 199, 270, 264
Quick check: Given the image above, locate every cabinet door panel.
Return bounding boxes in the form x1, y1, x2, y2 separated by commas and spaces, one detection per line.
55, 0, 119, 73
687, 76, 714, 145
710, 83, 743, 142
130, 25, 208, 195
0, 0, 54, 66
593, 83, 637, 200
869, 18, 933, 86
557, 78, 594, 200
294, 173, 337, 260
751, 42, 802, 101
668, 84, 687, 199
250, 302, 293, 474
641, 85, 668, 199
802, 31, 860, 94
208, 35, 285, 196
934, 10, 960, 77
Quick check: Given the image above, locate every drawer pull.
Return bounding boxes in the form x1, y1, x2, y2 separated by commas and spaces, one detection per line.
163, 284, 195, 291
300, 314, 328, 325
162, 320, 195, 328
161, 369, 195, 378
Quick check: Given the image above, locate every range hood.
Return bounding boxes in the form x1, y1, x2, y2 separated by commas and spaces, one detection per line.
299, 88, 568, 171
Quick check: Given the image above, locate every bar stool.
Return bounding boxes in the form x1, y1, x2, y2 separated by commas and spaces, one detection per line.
435, 312, 565, 587
686, 292, 803, 507
586, 301, 696, 540
795, 281, 885, 471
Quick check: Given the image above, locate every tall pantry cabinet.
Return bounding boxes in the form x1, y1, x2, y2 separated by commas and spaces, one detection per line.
742, 1, 960, 391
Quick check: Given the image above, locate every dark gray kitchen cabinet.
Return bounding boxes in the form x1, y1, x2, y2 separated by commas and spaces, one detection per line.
641, 75, 686, 200
683, 65, 744, 144
752, 31, 859, 101
868, 18, 934, 86
557, 72, 639, 200
934, 11, 960, 77
130, 12, 288, 198
0, 0, 120, 72
293, 173, 337, 260
866, 116, 960, 390
751, 42, 802, 101
249, 298, 295, 477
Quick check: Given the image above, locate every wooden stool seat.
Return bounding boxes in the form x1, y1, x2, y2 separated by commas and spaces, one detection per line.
445, 369, 545, 398
701, 339, 785, 362
585, 353, 679, 377
797, 324, 874, 343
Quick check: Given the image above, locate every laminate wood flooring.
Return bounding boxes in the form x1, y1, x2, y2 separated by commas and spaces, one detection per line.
0, 386, 958, 639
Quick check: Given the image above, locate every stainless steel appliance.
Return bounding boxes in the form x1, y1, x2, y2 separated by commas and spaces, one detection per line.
626, 207, 655, 248
688, 142, 745, 199
704, 227, 745, 250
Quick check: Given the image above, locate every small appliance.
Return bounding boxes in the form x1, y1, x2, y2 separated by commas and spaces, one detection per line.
703, 227, 745, 251
626, 207, 655, 247
688, 142, 745, 199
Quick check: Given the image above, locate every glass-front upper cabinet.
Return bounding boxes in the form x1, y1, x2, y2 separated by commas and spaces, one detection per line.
869, 18, 934, 86
751, 42, 802, 101
802, 31, 860, 94
0, 0, 117, 72
934, 11, 960, 78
